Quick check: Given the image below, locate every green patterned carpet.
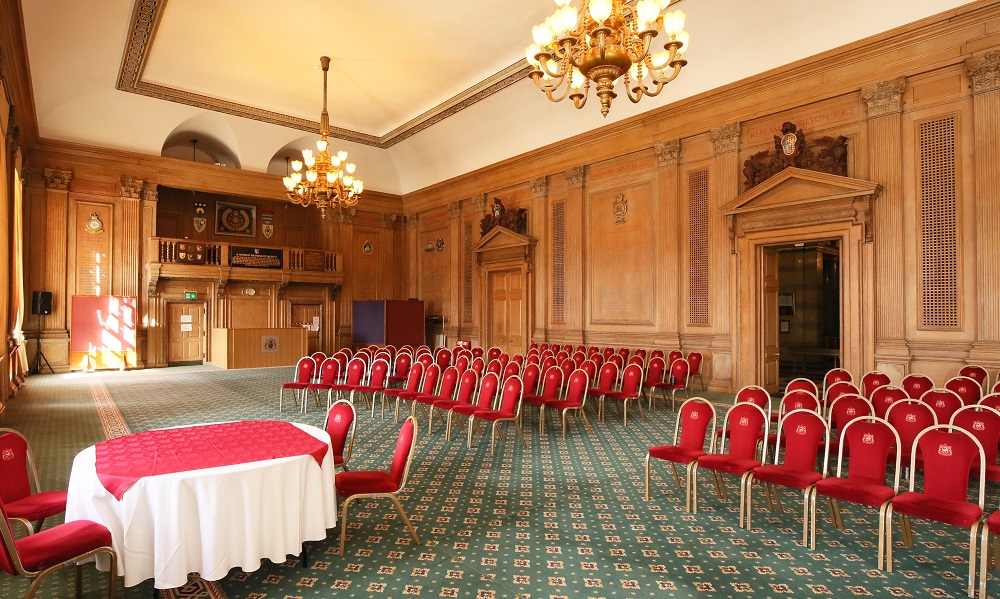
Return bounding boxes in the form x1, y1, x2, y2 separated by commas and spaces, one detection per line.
0, 367, 995, 598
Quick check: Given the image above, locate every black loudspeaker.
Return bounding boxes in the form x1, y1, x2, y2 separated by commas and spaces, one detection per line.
31, 291, 52, 316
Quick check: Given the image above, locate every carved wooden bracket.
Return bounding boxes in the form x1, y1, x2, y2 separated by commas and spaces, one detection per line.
146, 263, 161, 298
742, 122, 848, 191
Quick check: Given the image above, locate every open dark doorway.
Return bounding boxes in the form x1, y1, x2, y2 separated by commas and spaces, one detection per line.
776, 239, 841, 391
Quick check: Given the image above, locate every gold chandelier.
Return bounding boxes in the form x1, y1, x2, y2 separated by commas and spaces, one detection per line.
283, 56, 363, 219
526, 0, 689, 117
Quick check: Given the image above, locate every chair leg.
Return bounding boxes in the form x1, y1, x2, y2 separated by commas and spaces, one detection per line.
75, 562, 82, 599
877, 501, 889, 571
515, 421, 527, 448
580, 410, 593, 434
712, 471, 727, 502
339, 496, 357, 556
669, 463, 683, 490
691, 465, 700, 514
645, 455, 651, 500
743, 475, 754, 530
636, 397, 646, 422
685, 463, 697, 513
969, 520, 982, 598
886, 507, 895, 573
389, 494, 421, 546
804, 487, 815, 549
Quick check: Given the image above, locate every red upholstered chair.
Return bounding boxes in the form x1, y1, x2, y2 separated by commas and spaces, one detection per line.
306, 357, 342, 411
501, 361, 521, 381
331, 351, 349, 379
812, 416, 900, 565
415, 352, 434, 370
748, 409, 830, 540
602, 347, 616, 361
885, 399, 938, 473
522, 366, 564, 433
541, 368, 593, 439
920, 388, 963, 426
890, 425, 985, 595
607, 354, 624, 372
471, 347, 485, 359
487, 346, 503, 362
0, 495, 117, 599
279, 356, 317, 412
947, 376, 983, 406
412, 366, 459, 425
602, 363, 646, 425
497, 353, 511, 372
645, 398, 717, 511
617, 347, 630, 363
520, 363, 541, 398
470, 357, 486, 378
485, 359, 502, 377
826, 394, 874, 453
336, 417, 421, 556
822, 367, 854, 401
512, 354, 525, 368
468, 375, 526, 453
434, 347, 452, 370
633, 348, 647, 363
768, 391, 819, 442
650, 358, 690, 411
959, 364, 990, 392
626, 355, 644, 368
686, 351, 705, 392
590, 353, 604, 370
324, 400, 357, 471
430, 370, 478, 435
861, 371, 892, 399
393, 363, 440, 423
871, 385, 907, 419
382, 362, 424, 423
824, 381, 861, 417
902, 373, 934, 399
571, 351, 586, 368
641, 356, 666, 408
454, 355, 470, 374
587, 346, 600, 356
351, 358, 391, 418
650, 349, 665, 360
579, 359, 598, 387
736, 385, 771, 410
327, 357, 367, 413
785, 377, 819, 398
694, 403, 769, 525
587, 362, 618, 416
310, 352, 326, 381
525, 354, 539, 366
0, 430, 67, 536
982, 393, 1000, 411
950, 404, 1000, 484
447, 372, 501, 441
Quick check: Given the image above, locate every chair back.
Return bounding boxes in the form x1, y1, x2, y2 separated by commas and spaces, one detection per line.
418, 364, 441, 395
982, 393, 1000, 411
435, 348, 452, 369
909, 425, 985, 507
475, 373, 502, 410
455, 355, 470, 373
686, 352, 703, 376
415, 353, 434, 369
486, 359, 502, 375
487, 346, 503, 362
773, 409, 830, 474
871, 385, 907, 419
470, 357, 486, 377
587, 346, 600, 356
293, 356, 316, 384
563, 369, 589, 408
602, 347, 616, 361
0, 430, 35, 504
497, 353, 511, 371
950, 404, 1000, 470
835, 417, 900, 490
673, 398, 716, 452
822, 367, 854, 397
580, 359, 598, 383
332, 352, 349, 377
827, 394, 874, 435
608, 354, 624, 370
522, 363, 541, 396
572, 351, 586, 368
824, 381, 861, 414
595, 362, 618, 393
437, 367, 460, 400
471, 347, 485, 359
920, 388, 963, 424
959, 365, 989, 391
317, 357, 341, 386
617, 347, 630, 362
627, 355, 645, 367
780, 390, 819, 415
512, 354, 525, 367
650, 349, 665, 360
590, 353, 604, 369
311, 352, 326, 367
555, 350, 570, 363
502, 361, 521, 381
785, 377, 818, 397
861, 371, 892, 399
667, 350, 683, 366
902, 373, 934, 399
643, 357, 666, 386
945, 375, 982, 405
735, 385, 771, 411
619, 363, 644, 395
668, 358, 689, 388
719, 403, 768, 462
496, 375, 524, 417
402, 362, 425, 392
392, 352, 412, 378
325, 400, 357, 465
454, 370, 479, 406
344, 357, 366, 386
885, 399, 938, 462
538, 367, 564, 399
526, 354, 540, 366
558, 359, 575, 387
388, 418, 419, 492
368, 359, 391, 388
633, 348, 647, 361
540, 356, 557, 372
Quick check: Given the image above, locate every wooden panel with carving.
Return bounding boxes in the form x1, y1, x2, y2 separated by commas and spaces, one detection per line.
354, 226, 381, 301
586, 182, 656, 327
420, 225, 450, 316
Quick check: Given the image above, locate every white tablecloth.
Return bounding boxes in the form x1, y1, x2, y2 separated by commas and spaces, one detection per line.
65, 422, 337, 589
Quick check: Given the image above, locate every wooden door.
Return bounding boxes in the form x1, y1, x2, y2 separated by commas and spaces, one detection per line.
291, 303, 322, 354
168, 302, 204, 365
760, 247, 780, 393
488, 269, 526, 355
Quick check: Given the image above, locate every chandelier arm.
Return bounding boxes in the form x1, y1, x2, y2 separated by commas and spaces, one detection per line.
536, 52, 572, 79
644, 43, 679, 72
650, 61, 684, 86
530, 70, 570, 96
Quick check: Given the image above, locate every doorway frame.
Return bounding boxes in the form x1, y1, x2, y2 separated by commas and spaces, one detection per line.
165, 299, 208, 366
723, 168, 880, 389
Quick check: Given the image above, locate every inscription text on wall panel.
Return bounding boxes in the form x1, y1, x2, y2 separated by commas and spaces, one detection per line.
75, 201, 113, 296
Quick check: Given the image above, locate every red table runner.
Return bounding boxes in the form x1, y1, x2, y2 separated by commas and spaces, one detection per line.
95, 421, 329, 500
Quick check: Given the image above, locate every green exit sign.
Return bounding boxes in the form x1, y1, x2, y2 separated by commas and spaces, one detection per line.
184, 291, 197, 300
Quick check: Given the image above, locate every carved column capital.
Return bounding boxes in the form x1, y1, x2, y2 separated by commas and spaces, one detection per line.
405, 212, 420, 230
142, 187, 158, 202
654, 140, 681, 167
531, 176, 549, 199
119, 178, 143, 199
861, 78, 906, 118
472, 193, 487, 212
43, 168, 72, 190
566, 166, 585, 190
967, 51, 1000, 95
335, 208, 356, 224
381, 213, 399, 228
711, 124, 740, 155
449, 201, 463, 219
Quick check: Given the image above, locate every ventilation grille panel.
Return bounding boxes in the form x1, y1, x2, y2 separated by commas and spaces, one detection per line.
918, 116, 959, 329
551, 200, 566, 323
688, 170, 710, 326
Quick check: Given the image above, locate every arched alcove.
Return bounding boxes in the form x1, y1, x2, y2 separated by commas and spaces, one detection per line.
160, 113, 242, 168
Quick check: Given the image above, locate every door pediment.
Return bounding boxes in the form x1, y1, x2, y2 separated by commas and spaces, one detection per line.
473, 226, 536, 265
722, 167, 882, 252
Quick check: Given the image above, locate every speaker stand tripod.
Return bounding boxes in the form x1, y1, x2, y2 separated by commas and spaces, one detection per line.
30, 315, 53, 375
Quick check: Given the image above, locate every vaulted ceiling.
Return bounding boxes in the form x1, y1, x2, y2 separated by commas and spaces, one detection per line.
20, 0, 972, 195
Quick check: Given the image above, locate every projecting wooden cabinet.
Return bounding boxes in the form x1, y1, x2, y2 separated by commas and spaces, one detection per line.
474, 227, 535, 356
